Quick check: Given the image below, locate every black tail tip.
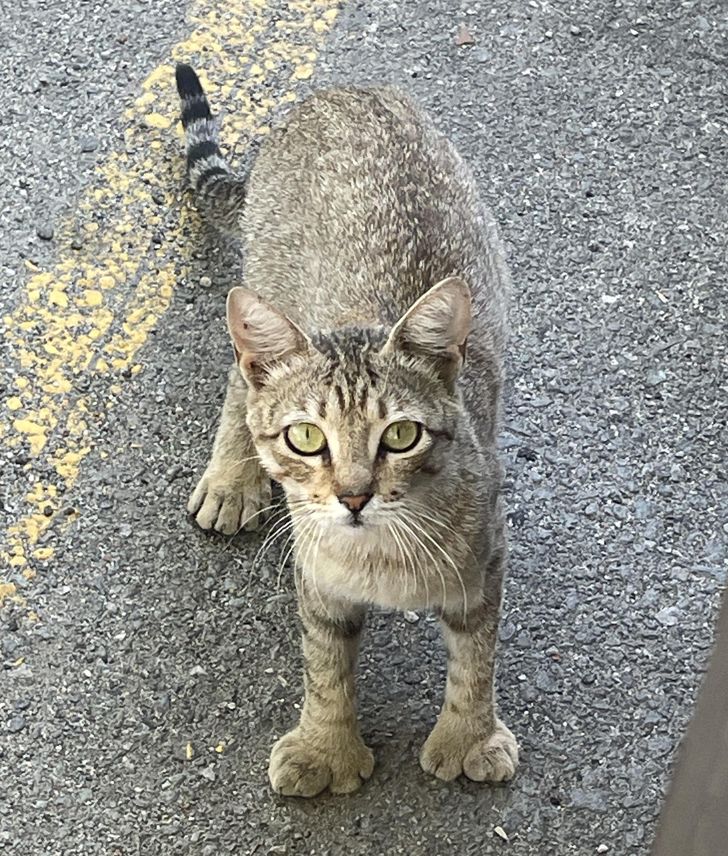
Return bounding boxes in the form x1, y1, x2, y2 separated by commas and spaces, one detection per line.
175, 63, 204, 99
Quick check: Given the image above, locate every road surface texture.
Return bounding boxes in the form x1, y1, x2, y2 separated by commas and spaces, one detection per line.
1, 0, 726, 854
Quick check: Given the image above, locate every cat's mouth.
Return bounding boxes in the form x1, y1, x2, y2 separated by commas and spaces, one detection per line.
336, 508, 376, 534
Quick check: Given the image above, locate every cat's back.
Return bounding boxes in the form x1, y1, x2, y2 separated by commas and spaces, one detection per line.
243, 86, 508, 351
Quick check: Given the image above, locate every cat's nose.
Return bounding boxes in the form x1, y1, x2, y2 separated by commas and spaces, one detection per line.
338, 493, 373, 513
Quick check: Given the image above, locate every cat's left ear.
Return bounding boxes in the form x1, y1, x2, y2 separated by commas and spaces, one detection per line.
226, 287, 311, 389
382, 277, 472, 387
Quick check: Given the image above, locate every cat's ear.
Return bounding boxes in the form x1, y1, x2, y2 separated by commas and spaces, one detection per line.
382, 277, 472, 386
226, 287, 310, 389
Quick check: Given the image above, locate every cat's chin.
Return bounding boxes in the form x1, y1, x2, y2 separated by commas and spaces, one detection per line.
326, 516, 371, 535
319, 514, 384, 545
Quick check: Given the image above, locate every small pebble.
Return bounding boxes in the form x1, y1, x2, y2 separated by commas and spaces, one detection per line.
655, 606, 680, 627
646, 368, 667, 386
200, 276, 212, 288
199, 765, 216, 782
36, 223, 54, 241
570, 787, 608, 812
535, 669, 559, 693
8, 715, 26, 733
80, 136, 99, 152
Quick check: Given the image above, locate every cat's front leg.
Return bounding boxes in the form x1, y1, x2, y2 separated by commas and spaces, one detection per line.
420, 555, 518, 783
187, 366, 271, 534
269, 575, 373, 797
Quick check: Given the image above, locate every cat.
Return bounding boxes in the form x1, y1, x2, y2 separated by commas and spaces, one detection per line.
176, 63, 519, 797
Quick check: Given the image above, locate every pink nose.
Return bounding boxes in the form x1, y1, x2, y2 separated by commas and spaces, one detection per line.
338, 493, 372, 513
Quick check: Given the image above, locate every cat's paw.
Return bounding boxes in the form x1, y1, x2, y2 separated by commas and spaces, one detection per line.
187, 464, 272, 535
420, 716, 518, 783
268, 726, 374, 797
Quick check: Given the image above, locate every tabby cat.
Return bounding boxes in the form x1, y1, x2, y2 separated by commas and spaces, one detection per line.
176, 63, 518, 796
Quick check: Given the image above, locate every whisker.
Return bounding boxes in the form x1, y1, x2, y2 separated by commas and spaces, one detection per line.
275, 505, 318, 591
397, 517, 448, 609
246, 499, 318, 571
407, 507, 474, 616
239, 522, 290, 597
297, 515, 329, 618
405, 516, 469, 624
386, 521, 408, 601
275, 528, 299, 592
217, 453, 264, 469
387, 520, 413, 603
392, 518, 430, 610
222, 498, 287, 549
252, 517, 296, 569
402, 500, 475, 557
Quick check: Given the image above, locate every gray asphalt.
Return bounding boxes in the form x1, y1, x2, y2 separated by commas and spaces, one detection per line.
2, 1, 727, 854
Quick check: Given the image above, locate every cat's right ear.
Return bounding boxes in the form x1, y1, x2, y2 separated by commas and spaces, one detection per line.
226, 287, 310, 389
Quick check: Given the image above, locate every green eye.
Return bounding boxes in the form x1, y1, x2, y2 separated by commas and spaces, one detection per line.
285, 422, 327, 455
381, 420, 422, 453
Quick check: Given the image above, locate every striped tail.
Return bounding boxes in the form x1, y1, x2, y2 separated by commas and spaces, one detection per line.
175, 63, 246, 229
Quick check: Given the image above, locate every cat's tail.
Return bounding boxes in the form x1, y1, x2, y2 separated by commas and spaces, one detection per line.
175, 63, 246, 229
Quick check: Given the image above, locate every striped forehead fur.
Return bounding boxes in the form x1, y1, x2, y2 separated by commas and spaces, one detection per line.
309, 327, 382, 413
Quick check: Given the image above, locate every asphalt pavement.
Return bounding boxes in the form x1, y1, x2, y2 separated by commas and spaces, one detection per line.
1, 0, 727, 854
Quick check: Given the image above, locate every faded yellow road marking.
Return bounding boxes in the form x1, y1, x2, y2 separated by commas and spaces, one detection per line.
1, 0, 341, 605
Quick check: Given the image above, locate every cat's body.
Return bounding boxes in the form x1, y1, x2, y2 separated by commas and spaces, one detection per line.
176, 65, 518, 796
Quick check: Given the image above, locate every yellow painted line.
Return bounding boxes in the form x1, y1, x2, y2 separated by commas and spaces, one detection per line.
1, 0, 342, 606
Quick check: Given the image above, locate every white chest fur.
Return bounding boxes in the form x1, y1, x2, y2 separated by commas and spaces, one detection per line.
296, 526, 477, 613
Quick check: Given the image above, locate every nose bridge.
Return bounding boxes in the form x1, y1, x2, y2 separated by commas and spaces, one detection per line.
335, 457, 372, 496
333, 423, 373, 495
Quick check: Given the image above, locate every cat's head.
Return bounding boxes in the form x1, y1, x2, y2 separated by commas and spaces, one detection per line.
227, 278, 471, 536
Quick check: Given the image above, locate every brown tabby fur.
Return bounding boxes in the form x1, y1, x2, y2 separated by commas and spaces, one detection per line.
178, 68, 518, 796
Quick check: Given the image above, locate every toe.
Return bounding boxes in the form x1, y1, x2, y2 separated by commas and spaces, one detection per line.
215, 493, 244, 535
241, 499, 264, 531
195, 490, 224, 530
419, 742, 463, 781
272, 758, 331, 797
463, 723, 519, 783
331, 745, 375, 792
463, 743, 515, 782
268, 739, 332, 797
330, 773, 363, 794
187, 478, 207, 515
242, 482, 273, 531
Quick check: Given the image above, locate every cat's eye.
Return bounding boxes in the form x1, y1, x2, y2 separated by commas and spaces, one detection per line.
285, 422, 327, 456
380, 420, 422, 453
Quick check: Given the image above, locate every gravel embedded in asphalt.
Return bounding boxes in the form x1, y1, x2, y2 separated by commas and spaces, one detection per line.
1, 0, 726, 854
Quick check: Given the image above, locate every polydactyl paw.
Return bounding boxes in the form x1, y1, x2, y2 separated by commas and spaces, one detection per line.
420, 716, 518, 783
187, 463, 272, 535
269, 725, 374, 797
